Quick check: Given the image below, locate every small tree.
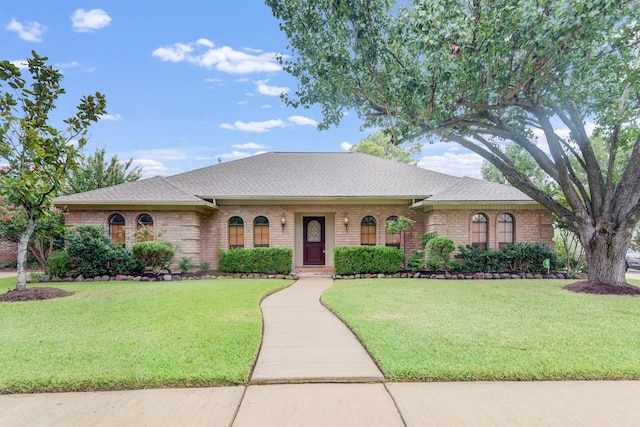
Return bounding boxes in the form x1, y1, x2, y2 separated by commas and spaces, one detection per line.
0, 51, 106, 289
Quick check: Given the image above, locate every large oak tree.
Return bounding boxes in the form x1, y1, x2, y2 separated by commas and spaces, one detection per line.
267, 0, 640, 287
0, 51, 106, 290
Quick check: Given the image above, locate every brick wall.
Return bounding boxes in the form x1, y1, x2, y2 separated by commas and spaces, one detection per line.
425, 206, 554, 249
0, 239, 17, 266
63, 202, 554, 270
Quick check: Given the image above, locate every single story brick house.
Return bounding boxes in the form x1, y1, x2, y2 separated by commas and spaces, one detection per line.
53, 152, 554, 272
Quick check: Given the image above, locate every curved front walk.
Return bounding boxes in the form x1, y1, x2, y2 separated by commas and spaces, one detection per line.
250, 276, 384, 384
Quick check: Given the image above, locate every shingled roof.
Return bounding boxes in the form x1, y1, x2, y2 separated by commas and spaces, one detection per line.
54, 152, 534, 205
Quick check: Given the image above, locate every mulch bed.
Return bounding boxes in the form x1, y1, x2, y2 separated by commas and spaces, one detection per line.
0, 287, 74, 303
564, 281, 640, 296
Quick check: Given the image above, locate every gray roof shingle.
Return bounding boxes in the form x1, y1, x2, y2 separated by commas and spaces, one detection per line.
54, 152, 533, 205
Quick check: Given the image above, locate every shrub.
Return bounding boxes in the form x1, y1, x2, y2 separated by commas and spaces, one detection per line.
65, 225, 144, 277
218, 248, 292, 274
407, 249, 425, 272
456, 242, 560, 274
455, 245, 507, 273
199, 261, 211, 272
131, 240, 175, 273
501, 242, 560, 273
426, 236, 455, 271
46, 251, 72, 278
178, 256, 193, 273
334, 246, 405, 275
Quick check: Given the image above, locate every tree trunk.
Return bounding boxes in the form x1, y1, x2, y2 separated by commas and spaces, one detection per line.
16, 211, 36, 290
583, 231, 629, 286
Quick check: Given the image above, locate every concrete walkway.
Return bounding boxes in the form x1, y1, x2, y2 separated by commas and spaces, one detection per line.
2, 276, 640, 426
250, 276, 383, 384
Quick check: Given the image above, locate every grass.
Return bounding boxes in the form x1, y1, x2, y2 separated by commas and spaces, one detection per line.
322, 278, 640, 381
0, 277, 291, 393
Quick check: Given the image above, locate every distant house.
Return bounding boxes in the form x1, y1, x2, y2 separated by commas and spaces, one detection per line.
53, 152, 554, 271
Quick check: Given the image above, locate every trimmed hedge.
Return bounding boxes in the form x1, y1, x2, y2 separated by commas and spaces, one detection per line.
334, 246, 405, 275
456, 242, 560, 274
218, 247, 292, 274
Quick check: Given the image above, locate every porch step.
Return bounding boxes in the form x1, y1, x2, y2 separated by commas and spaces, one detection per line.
293, 267, 335, 278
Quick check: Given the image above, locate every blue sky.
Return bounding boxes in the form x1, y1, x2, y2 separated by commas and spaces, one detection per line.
1, 1, 485, 179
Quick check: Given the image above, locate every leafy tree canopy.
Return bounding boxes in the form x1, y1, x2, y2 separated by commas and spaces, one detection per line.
349, 131, 421, 165
268, 0, 640, 287
65, 148, 142, 194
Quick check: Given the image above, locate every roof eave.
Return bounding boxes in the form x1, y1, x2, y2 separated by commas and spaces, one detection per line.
54, 200, 219, 211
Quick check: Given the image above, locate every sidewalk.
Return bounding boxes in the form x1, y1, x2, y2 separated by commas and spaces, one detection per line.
1, 276, 640, 426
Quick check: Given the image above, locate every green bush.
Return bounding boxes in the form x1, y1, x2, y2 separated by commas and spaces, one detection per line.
131, 240, 175, 272
178, 256, 193, 273
334, 246, 405, 275
426, 236, 455, 271
199, 261, 211, 272
218, 248, 292, 274
407, 249, 425, 272
65, 225, 144, 278
501, 242, 560, 273
46, 251, 72, 278
456, 242, 559, 274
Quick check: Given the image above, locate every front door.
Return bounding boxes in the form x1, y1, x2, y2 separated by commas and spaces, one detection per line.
303, 217, 325, 265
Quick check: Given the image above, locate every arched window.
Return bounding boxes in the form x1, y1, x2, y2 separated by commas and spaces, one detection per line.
472, 213, 488, 250
136, 214, 154, 242
361, 216, 376, 246
497, 213, 514, 248
109, 214, 126, 245
254, 216, 269, 247
229, 216, 244, 249
385, 215, 400, 248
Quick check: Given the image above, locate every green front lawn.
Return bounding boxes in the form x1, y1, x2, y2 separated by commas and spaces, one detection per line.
0, 278, 290, 393
322, 278, 640, 381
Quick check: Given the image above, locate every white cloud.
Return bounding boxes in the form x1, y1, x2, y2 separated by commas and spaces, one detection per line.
288, 116, 318, 127
196, 38, 214, 48
71, 9, 111, 32
261, 104, 272, 109
255, 79, 288, 96
232, 142, 268, 149
10, 60, 28, 69
133, 148, 188, 161
152, 39, 282, 74
418, 152, 484, 179
56, 61, 79, 69
220, 119, 287, 133
132, 159, 169, 177
220, 150, 251, 160
100, 113, 122, 121
152, 43, 193, 62
340, 142, 352, 151
195, 156, 215, 161
6, 18, 44, 42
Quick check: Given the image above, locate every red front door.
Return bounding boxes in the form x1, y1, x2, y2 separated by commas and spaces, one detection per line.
303, 217, 325, 265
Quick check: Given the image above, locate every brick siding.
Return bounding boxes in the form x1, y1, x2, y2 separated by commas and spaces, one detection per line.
64, 203, 553, 270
